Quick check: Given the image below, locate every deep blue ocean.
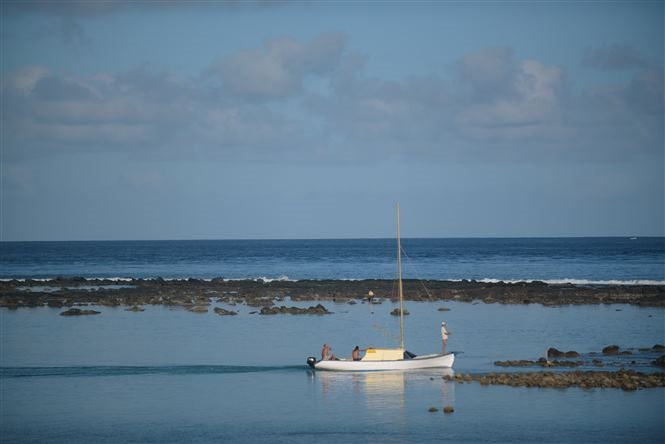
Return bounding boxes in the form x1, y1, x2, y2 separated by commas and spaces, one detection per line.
1, 238, 664, 443
1, 237, 664, 283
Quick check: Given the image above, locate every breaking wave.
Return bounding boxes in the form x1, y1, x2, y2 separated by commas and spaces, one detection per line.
473, 278, 665, 286
3, 276, 663, 286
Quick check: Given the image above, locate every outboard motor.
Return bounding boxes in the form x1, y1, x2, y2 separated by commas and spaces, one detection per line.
306, 356, 317, 369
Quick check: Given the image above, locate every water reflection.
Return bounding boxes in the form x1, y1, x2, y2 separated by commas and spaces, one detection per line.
312, 369, 455, 418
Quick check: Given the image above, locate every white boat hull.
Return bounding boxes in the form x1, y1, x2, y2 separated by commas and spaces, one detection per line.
308, 352, 455, 372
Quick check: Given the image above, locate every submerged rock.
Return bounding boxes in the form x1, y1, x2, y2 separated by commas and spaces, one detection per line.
495, 360, 535, 367
495, 358, 583, 368
60, 308, 100, 316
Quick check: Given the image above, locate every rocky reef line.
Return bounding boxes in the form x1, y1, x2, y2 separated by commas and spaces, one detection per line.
445, 370, 665, 391
460, 345, 665, 390
1, 277, 663, 309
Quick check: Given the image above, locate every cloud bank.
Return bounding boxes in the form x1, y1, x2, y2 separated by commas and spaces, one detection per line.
3, 35, 663, 165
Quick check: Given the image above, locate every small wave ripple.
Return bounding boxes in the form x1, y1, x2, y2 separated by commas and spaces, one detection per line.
0, 365, 305, 378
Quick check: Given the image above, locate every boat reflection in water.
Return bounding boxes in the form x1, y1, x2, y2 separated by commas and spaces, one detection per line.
311, 368, 455, 419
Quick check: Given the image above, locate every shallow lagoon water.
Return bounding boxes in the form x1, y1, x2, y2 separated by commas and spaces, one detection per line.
2, 301, 664, 443
2, 299, 663, 369
3, 368, 663, 443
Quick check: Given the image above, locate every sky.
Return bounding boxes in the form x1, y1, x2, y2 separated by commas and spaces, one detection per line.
1, 1, 663, 241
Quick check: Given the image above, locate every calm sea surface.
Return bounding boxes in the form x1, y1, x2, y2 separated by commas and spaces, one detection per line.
1, 237, 664, 283
1, 238, 664, 442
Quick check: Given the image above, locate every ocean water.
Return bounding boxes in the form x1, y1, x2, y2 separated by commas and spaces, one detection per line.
1, 238, 664, 443
1, 237, 664, 283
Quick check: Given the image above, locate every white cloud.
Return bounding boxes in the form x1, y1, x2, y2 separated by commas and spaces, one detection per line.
3, 65, 49, 95
455, 59, 566, 141
456, 47, 516, 100
208, 33, 345, 101
2, 40, 662, 165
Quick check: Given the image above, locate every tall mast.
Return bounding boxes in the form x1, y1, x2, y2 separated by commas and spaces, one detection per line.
397, 202, 405, 349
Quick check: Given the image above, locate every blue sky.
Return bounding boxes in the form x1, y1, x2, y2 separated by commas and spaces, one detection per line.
2, 1, 663, 241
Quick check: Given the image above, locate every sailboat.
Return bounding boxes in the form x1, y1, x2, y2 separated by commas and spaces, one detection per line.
306, 203, 455, 371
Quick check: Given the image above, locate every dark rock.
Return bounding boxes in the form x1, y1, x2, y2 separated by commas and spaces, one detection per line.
443, 406, 455, 414
653, 344, 665, 352
653, 355, 665, 367
60, 308, 100, 316
214, 307, 238, 316
390, 308, 409, 316
126, 306, 145, 312
547, 348, 567, 358
260, 304, 330, 315
428, 406, 438, 412
188, 306, 208, 313
454, 370, 665, 390
602, 345, 620, 355
547, 348, 580, 358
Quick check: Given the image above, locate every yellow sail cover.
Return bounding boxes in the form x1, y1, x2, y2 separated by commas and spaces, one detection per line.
362, 348, 405, 361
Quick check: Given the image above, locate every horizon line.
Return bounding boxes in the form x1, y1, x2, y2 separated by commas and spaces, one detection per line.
2, 235, 663, 243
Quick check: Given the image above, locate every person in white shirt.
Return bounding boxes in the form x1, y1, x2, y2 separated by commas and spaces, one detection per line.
441, 321, 451, 354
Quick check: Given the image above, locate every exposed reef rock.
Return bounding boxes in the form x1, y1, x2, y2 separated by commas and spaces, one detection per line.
2, 278, 663, 310
214, 307, 238, 316
602, 345, 621, 355
259, 304, 330, 315
547, 348, 580, 358
445, 370, 665, 391
390, 308, 410, 316
494, 345, 664, 370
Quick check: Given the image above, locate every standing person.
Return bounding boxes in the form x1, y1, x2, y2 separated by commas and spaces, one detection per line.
352, 346, 363, 361
441, 321, 451, 354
